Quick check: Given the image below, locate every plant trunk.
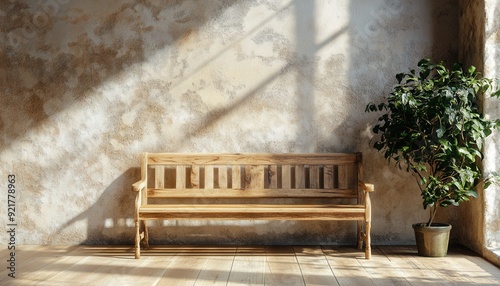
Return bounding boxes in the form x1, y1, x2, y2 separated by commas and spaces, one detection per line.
427, 205, 438, 226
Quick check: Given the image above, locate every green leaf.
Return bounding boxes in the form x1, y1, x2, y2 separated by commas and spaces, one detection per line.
466, 190, 478, 198
481, 83, 490, 93
396, 73, 404, 83
374, 142, 384, 151
417, 58, 430, 68
468, 65, 476, 75
458, 148, 475, 162
436, 126, 446, 138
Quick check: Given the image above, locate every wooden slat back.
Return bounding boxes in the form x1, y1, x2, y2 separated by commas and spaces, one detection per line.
219, 166, 228, 189
190, 166, 200, 188
232, 165, 242, 190
144, 153, 361, 199
154, 166, 165, 189
282, 165, 292, 189
205, 166, 214, 189
147, 153, 358, 165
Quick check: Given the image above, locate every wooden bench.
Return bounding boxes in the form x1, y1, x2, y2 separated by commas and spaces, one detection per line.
132, 153, 374, 259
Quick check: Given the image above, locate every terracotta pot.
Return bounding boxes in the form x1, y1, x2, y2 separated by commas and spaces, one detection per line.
412, 223, 452, 257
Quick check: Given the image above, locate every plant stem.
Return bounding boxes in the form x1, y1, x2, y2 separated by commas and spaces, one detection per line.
427, 205, 438, 226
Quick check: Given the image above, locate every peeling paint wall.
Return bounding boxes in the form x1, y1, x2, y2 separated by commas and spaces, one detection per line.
1, 0, 459, 245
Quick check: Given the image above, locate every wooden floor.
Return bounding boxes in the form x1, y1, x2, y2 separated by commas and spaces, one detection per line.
1, 245, 499, 285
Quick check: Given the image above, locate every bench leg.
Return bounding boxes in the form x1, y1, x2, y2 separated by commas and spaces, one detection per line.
135, 220, 141, 259
365, 220, 371, 259
357, 220, 363, 250
140, 220, 149, 248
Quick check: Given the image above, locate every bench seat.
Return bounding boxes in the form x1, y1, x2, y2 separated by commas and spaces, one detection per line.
138, 204, 367, 220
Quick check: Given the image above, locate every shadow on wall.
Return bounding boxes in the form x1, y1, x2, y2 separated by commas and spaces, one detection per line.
348, 0, 460, 244
54, 168, 139, 244
56, 166, 358, 245
0, 0, 240, 151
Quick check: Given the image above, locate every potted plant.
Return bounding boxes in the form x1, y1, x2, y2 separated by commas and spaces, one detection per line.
366, 58, 500, 256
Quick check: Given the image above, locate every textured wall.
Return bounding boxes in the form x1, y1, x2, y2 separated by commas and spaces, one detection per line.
483, 0, 500, 264
1, 0, 458, 245
458, 0, 486, 254
459, 0, 500, 265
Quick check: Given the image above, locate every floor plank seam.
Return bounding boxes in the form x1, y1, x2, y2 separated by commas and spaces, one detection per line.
292, 248, 306, 286
320, 245, 342, 286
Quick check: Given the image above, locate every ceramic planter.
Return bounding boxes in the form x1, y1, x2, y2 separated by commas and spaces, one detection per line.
412, 223, 452, 257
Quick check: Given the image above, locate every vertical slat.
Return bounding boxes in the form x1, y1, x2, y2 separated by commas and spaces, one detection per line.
205, 166, 214, 189
232, 165, 242, 189
295, 165, 305, 189
191, 166, 200, 188
219, 166, 228, 188
338, 165, 347, 189
356, 153, 364, 250
282, 165, 291, 189
155, 166, 165, 189
142, 153, 149, 205
245, 165, 264, 189
310, 166, 320, 189
324, 165, 334, 189
268, 165, 278, 189
176, 166, 186, 189
357, 152, 363, 204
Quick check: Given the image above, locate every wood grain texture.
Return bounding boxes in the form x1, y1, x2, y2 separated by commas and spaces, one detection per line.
310, 165, 320, 189
294, 246, 340, 286
282, 165, 292, 189
268, 165, 278, 189
176, 166, 186, 189
191, 166, 200, 188
218, 166, 228, 189
338, 165, 347, 189
265, 247, 304, 285
147, 153, 358, 165
295, 165, 305, 189
147, 188, 358, 198
231, 165, 242, 189
205, 166, 214, 189
155, 166, 165, 189
138, 204, 366, 220
244, 165, 264, 189
324, 165, 334, 189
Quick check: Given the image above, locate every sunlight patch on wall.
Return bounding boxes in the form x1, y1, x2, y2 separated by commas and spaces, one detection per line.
484, 0, 500, 253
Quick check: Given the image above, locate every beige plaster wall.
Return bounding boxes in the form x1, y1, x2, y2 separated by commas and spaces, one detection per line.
458, 0, 500, 266
458, 0, 486, 254
1, 0, 459, 245
483, 0, 500, 264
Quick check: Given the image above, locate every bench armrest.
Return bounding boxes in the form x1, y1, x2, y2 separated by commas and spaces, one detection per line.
132, 180, 146, 192
358, 181, 374, 193
358, 181, 373, 223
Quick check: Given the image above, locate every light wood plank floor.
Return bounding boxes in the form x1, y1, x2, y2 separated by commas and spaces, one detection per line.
0, 245, 499, 285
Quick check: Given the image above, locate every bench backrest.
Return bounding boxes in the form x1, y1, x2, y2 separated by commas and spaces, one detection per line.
139, 153, 363, 203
